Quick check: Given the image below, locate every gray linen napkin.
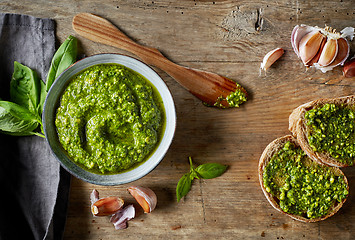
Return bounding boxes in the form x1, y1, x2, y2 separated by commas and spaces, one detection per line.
0, 13, 71, 240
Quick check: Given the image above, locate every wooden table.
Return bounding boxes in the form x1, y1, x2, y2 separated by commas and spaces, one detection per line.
2, 1, 355, 239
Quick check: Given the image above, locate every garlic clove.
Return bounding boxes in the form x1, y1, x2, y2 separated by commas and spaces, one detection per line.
128, 186, 157, 213
343, 58, 355, 78
260, 48, 284, 72
110, 204, 135, 230
298, 30, 326, 65
291, 25, 315, 58
317, 38, 338, 66
327, 38, 350, 67
91, 196, 124, 216
315, 38, 350, 73
307, 38, 326, 66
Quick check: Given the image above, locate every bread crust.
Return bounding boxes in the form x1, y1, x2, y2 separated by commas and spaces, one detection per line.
258, 135, 348, 222
289, 95, 355, 167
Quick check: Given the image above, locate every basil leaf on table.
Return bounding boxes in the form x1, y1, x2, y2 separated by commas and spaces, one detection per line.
10, 61, 41, 115
0, 101, 40, 135
176, 173, 192, 203
176, 157, 228, 202
46, 35, 77, 91
195, 163, 227, 179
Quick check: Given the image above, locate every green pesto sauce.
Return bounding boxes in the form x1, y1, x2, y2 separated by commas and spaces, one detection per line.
55, 63, 165, 174
213, 83, 247, 108
263, 141, 348, 219
305, 103, 355, 166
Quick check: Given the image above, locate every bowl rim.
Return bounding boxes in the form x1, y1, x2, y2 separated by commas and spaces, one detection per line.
43, 53, 176, 185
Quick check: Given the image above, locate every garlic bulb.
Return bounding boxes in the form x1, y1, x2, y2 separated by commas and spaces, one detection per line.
291, 24, 354, 73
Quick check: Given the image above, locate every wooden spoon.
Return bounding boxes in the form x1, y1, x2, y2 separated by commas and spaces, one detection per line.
72, 13, 247, 108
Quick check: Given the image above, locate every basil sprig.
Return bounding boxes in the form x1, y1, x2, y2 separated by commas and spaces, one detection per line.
176, 157, 227, 202
0, 35, 77, 138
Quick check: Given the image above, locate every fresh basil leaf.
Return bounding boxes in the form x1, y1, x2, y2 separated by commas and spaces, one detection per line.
46, 35, 77, 91
10, 61, 40, 114
1, 129, 37, 137
37, 80, 47, 115
0, 101, 39, 135
176, 173, 192, 202
195, 163, 227, 179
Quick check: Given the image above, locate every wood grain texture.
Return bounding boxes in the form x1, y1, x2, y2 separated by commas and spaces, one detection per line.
2, 0, 355, 239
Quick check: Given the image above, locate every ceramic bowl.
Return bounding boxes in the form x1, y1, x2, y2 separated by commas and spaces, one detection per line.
43, 54, 176, 185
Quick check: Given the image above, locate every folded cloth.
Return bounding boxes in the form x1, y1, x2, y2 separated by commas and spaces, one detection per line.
0, 13, 71, 240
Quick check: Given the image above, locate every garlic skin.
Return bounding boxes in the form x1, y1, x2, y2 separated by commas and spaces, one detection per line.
291, 24, 354, 73
260, 48, 285, 72
90, 189, 100, 205
128, 186, 157, 213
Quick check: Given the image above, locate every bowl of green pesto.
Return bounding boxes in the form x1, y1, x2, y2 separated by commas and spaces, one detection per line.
43, 54, 176, 185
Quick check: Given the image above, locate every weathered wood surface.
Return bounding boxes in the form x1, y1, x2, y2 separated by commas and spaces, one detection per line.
2, 0, 355, 239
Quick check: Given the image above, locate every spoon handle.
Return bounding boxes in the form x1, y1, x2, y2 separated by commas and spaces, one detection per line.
72, 13, 244, 107
74, 14, 167, 65
73, 13, 205, 88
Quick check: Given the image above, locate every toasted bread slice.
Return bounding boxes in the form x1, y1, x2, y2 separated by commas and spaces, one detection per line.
289, 95, 355, 167
258, 135, 348, 222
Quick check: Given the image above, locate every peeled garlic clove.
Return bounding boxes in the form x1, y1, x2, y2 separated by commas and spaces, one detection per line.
128, 186, 157, 213
343, 58, 355, 78
260, 48, 284, 72
318, 38, 338, 66
91, 196, 124, 216
299, 31, 326, 65
110, 204, 135, 230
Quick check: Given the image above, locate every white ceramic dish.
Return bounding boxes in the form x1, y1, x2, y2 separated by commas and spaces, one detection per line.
43, 54, 176, 185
